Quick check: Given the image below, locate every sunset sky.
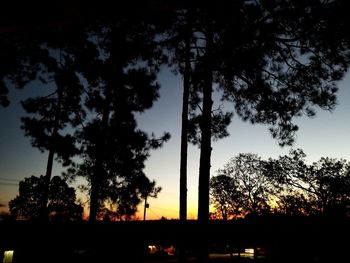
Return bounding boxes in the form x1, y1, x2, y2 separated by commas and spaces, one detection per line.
1, 67, 350, 220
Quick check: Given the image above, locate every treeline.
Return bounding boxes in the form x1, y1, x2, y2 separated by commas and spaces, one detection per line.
8, 176, 83, 221
210, 150, 350, 219
1, 1, 350, 224
2, 3, 172, 222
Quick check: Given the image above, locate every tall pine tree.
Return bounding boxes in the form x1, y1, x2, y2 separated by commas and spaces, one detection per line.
66, 8, 170, 222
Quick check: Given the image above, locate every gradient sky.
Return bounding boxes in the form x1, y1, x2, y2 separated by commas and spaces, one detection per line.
1, 67, 349, 219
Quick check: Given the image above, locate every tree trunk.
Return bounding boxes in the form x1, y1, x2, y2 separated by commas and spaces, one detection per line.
143, 195, 148, 221
89, 91, 110, 222
40, 84, 63, 221
179, 25, 192, 263
89, 164, 102, 222
40, 147, 55, 221
197, 30, 213, 223
89, 76, 113, 222
196, 29, 213, 263
89, 58, 118, 222
179, 30, 191, 222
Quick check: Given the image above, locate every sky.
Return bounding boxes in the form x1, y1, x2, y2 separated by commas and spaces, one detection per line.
0, 67, 350, 220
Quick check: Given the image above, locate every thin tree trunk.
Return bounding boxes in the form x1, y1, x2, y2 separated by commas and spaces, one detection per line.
89, 57, 118, 222
179, 23, 192, 263
197, 29, 213, 263
143, 195, 148, 221
180, 30, 191, 222
40, 147, 55, 221
197, 30, 213, 223
89, 164, 102, 222
89, 91, 110, 222
40, 84, 63, 221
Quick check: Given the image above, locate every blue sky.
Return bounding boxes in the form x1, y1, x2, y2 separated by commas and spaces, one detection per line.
1, 68, 349, 219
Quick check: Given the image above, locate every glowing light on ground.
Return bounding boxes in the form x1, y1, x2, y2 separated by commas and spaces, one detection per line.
3, 250, 14, 263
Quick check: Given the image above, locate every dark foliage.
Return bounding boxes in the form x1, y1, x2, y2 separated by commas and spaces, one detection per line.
211, 150, 350, 219
211, 154, 274, 219
9, 175, 83, 221
62, 12, 170, 221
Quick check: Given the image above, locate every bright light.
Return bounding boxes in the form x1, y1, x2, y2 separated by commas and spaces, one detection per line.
3, 250, 14, 263
148, 245, 157, 254
245, 248, 254, 254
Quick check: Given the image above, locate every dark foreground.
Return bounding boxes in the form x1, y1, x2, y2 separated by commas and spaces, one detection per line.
1, 216, 349, 262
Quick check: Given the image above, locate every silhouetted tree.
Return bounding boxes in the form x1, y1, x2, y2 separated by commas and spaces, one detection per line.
163, 10, 197, 259
162, 6, 197, 221
212, 151, 350, 218
9, 175, 82, 221
0, 19, 42, 108
168, 1, 350, 224
21, 69, 84, 220
139, 176, 162, 220
209, 175, 239, 220
20, 42, 87, 220
71, 117, 168, 221
161, 2, 350, 261
48, 176, 83, 221
213, 154, 274, 217
0, 21, 88, 220
275, 192, 313, 216
165, 5, 233, 223
269, 149, 350, 217
0, 3, 94, 106
179, 17, 191, 223
97, 170, 162, 221
63, 12, 170, 222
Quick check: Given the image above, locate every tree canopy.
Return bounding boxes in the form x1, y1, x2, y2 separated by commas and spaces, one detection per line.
210, 150, 350, 219
9, 175, 83, 221
1, 3, 170, 221
147, 0, 350, 224
211, 153, 275, 219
